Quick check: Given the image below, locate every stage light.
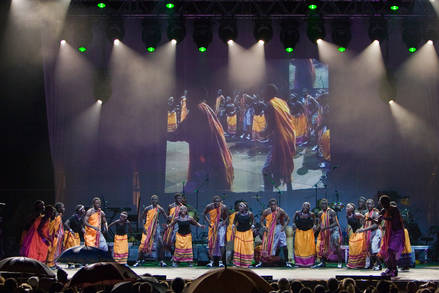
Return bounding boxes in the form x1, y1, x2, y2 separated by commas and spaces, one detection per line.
74, 20, 93, 54
332, 18, 351, 51
165, 0, 175, 9
142, 19, 161, 52
60, 40, 66, 45
219, 19, 238, 44
193, 19, 212, 52
368, 17, 388, 42
424, 20, 439, 43
106, 19, 125, 43
171, 39, 177, 45
167, 18, 186, 44
280, 20, 300, 53
390, 5, 399, 11
97, 99, 103, 105
253, 19, 273, 44
389, 99, 394, 104
97, 2, 106, 9
258, 40, 265, 45
307, 16, 325, 43
94, 69, 112, 103
113, 39, 120, 46
306, 0, 319, 10
402, 19, 422, 54
227, 40, 234, 45
78, 46, 87, 53
427, 40, 433, 45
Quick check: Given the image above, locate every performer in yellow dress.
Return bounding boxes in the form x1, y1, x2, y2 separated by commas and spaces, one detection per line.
64, 205, 85, 251
166, 206, 205, 267
232, 202, 255, 268
345, 203, 367, 269
135, 195, 168, 267
163, 193, 185, 257
293, 202, 316, 267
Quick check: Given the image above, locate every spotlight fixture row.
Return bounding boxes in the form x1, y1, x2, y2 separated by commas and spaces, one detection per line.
67, 17, 437, 54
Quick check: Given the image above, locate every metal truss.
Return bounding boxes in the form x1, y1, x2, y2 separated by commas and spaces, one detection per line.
67, 0, 437, 18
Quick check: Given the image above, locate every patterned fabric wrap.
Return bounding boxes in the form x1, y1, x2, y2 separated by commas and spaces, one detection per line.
347, 232, 367, 268
226, 212, 237, 242
47, 215, 64, 266
227, 114, 237, 135
63, 231, 80, 249
378, 210, 405, 262
163, 205, 182, 247
252, 114, 266, 141
208, 207, 221, 257
294, 228, 316, 267
233, 230, 254, 267
317, 211, 342, 259
84, 210, 101, 248
139, 208, 159, 254
174, 232, 193, 262
113, 234, 129, 264
20, 216, 50, 262
261, 210, 278, 259
168, 111, 178, 132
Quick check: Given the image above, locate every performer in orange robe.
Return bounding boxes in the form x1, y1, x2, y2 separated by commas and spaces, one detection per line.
64, 204, 85, 250
163, 193, 185, 256
47, 202, 65, 268
203, 195, 228, 267
20, 205, 56, 263
180, 91, 188, 122
262, 84, 296, 192
84, 197, 108, 251
136, 195, 168, 267
256, 199, 291, 268
168, 90, 234, 192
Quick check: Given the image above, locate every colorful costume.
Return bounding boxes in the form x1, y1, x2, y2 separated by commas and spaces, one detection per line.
168, 111, 178, 132
291, 113, 309, 145
397, 228, 413, 268
319, 128, 331, 161
294, 212, 316, 267
261, 209, 286, 260
378, 209, 405, 263
263, 98, 296, 189
173, 219, 194, 263
84, 210, 108, 251
207, 207, 226, 257
180, 97, 188, 122
316, 210, 342, 261
20, 216, 51, 262
227, 114, 237, 135
226, 212, 237, 243
364, 209, 382, 266
63, 214, 82, 250
252, 113, 266, 142
163, 204, 183, 248
233, 213, 254, 267
113, 223, 129, 264
47, 215, 64, 267
346, 214, 366, 268
168, 102, 234, 192
139, 207, 160, 255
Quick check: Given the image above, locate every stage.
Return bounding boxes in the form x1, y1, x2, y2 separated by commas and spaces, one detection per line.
64, 265, 439, 282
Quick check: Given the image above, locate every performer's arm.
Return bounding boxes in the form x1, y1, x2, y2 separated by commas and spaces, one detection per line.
203, 205, 211, 227
101, 211, 108, 232
281, 210, 289, 232
158, 205, 169, 220
260, 210, 268, 230
292, 212, 298, 230
166, 218, 178, 229
250, 212, 255, 230
64, 218, 73, 233
108, 219, 119, 230
190, 217, 205, 228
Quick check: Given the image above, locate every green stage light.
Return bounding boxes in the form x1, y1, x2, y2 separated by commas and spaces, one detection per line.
147, 47, 155, 53
338, 47, 346, 52
390, 5, 399, 11
308, 4, 318, 10
408, 47, 417, 53
78, 46, 87, 53
97, 2, 106, 8
285, 47, 294, 53
166, 3, 175, 9
198, 46, 207, 52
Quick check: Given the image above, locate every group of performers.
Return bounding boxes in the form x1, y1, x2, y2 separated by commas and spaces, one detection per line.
167, 83, 330, 193
19, 192, 412, 277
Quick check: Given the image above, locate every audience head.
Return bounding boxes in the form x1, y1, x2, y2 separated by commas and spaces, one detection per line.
278, 278, 290, 292
376, 280, 392, 293
271, 282, 279, 291
27, 276, 39, 290
4, 278, 18, 292
407, 282, 418, 293
57, 268, 68, 284
138, 282, 153, 293
299, 286, 313, 293
49, 282, 64, 293
291, 281, 304, 293
171, 277, 185, 293
314, 284, 326, 293
327, 278, 339, 292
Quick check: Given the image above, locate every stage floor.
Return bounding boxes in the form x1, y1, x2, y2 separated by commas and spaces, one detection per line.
64, 265, 439, 282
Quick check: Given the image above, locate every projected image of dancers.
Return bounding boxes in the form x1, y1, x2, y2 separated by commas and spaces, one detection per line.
166, 58, 329, 193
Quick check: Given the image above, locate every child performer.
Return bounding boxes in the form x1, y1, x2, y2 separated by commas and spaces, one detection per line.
108, 211, 131, 265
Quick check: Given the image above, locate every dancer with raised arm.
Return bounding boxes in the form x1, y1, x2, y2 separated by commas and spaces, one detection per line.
166, 205, 205, 267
